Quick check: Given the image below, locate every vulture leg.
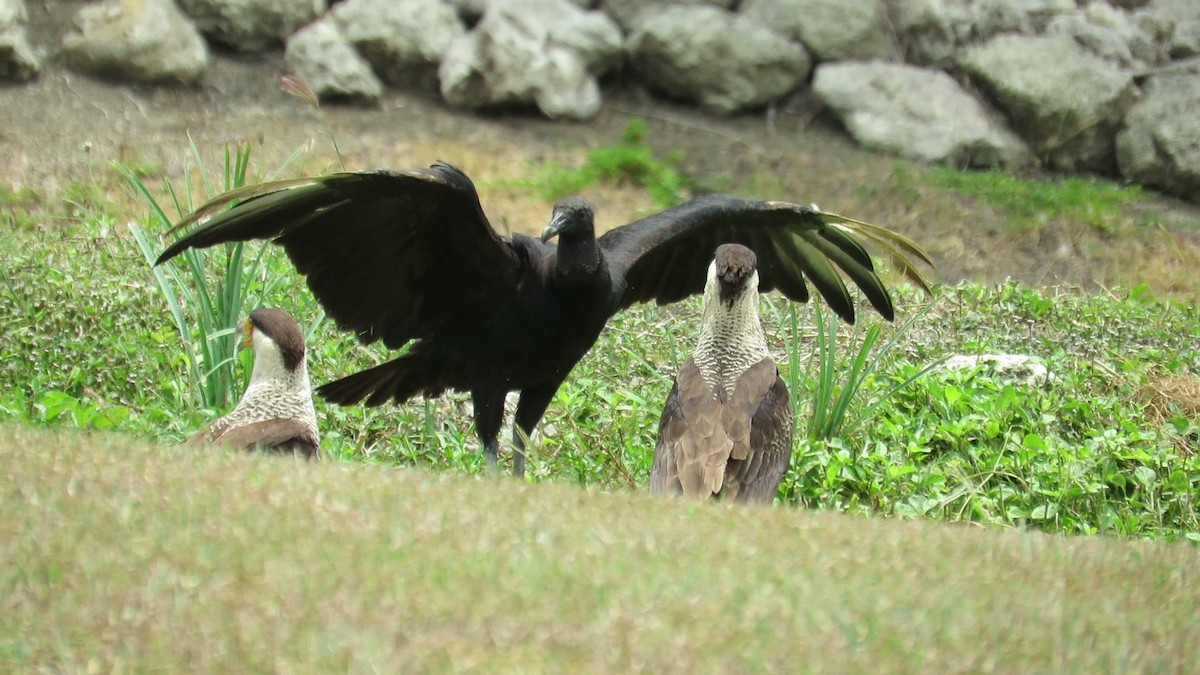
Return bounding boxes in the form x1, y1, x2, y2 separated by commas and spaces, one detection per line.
512, 382, 560, 478
472, 388, 506, 475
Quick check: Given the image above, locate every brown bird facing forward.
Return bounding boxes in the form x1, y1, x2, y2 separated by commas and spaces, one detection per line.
651, 244, 792, 503
157, 162, 931, 476
185, 308, 320, 458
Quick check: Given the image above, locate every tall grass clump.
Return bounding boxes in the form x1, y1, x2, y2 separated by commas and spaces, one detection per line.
773, 295, 942, 443
117, 140, 311, 412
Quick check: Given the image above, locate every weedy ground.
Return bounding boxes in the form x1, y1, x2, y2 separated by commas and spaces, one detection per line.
2, 114, 1199, 670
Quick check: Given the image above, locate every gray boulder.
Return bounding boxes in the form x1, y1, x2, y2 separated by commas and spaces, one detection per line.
895, 0, 1075, 67
1047, 2, 1163, 69
331, 0, 465, 90
741, 0, 890, 62
1133, 0, 1200, 58
813, 61, 1029, 167
1116, 70, 1200, 203
939, 354, 1058, 386
628, 6, 809, 114
61, 0, 209, 84
439, 0, 621, 120
178, 0, 326, 52
447, 0, 594, 22
602, 0, 733, 32
1168, 20, 1200, 58
892, 0, 976, 66
959, 33, 1137, 173
285, 18, 382, 105
971, 0, 1077, 33
0, 0, 38, 81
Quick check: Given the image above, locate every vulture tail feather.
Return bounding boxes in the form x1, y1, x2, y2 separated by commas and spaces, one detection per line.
316, 352, 448, 407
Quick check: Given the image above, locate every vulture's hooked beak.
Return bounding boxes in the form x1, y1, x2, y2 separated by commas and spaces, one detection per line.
541, 212, 567, 243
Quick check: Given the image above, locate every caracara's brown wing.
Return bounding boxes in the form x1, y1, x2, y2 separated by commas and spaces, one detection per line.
598, 194, 933, 324
650, 359, 733, 499
190, 418, 319, 458
650, 358, 793, 503
157, 163, 524, 350
723, 359, 793, 504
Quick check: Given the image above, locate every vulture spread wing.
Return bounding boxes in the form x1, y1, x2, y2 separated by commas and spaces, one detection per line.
598, 194, 932, 323
157, 163, 523, 349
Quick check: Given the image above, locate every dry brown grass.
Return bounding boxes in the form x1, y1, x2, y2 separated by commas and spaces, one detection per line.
3, 426, 1198, 672
1138, 374, 1200, 422
1135, 373, 1200, 455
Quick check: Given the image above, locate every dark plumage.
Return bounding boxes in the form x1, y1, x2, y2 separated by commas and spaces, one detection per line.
650, 244, 792, 502
157, 162, 931, 475
184, 308, 320, 458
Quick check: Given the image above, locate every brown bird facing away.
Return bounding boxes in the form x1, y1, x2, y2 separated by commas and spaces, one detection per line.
185, 308, 320, 458
157, 162, 931, 476
651, 244, 792, 502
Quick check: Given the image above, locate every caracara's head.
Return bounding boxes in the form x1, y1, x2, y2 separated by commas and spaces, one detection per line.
241, 307, 306, 376
710, 243, 759, 307
541, 196, 596, 243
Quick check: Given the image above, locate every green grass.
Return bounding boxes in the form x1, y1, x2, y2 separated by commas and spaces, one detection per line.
0, 184, 45, 229
3, 427, 1198, 672
523, 117, 705, 209
927, 167, 1148, 233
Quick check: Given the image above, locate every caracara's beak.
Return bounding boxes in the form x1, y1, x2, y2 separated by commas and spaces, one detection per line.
237, 318, 254, 350
541, 211, 567, 243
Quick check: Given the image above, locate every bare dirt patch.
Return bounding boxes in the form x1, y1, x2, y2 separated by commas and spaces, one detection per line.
3, 5, 1200, 299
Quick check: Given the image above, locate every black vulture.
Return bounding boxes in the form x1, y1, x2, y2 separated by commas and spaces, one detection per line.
650, 244, 791, 502
184, 308, 320, 458
157, 162, 931, 476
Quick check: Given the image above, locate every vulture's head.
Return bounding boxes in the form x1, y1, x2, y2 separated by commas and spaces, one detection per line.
241, 308, 307, 376
541, 196, 596, 243
711, 243, 759, 306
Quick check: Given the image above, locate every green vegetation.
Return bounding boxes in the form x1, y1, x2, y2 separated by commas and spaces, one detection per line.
927, 167, 1148, 232
790, 299, 943, 443
0, 184, 44, 229
3, 428, 1197, 672
119, 142, 318, 412
1, 179, 1197, 540
530, 117, 700, 208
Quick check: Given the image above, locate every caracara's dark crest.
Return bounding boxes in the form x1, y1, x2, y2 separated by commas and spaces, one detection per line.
715, 242, 757, 305
184, 308, 319, 459
651, 243, 792, 503
249, 307, 305, 372
158, 161, 932, 477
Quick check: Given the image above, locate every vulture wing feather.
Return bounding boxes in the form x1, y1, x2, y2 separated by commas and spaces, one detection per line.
157, 164, 523, 349
599, 195, 932, 322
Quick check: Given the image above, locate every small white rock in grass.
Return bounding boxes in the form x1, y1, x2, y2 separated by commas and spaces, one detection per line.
939, 354, 1058, 386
